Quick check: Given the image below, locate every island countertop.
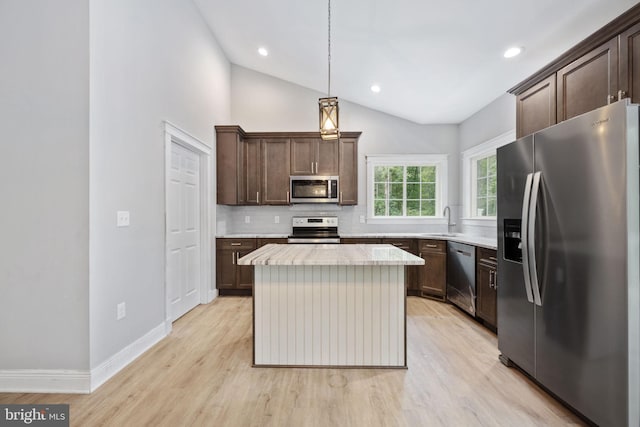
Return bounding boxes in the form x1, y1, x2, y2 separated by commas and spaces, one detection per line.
238, 243, 425, 266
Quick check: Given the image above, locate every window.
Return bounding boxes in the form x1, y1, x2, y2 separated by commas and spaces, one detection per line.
461, 130, 515, 223
367, 155, 448, 222
473, 154, 497, 217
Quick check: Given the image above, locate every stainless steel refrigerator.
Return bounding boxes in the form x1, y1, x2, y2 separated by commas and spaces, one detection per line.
497, 99, 639, 427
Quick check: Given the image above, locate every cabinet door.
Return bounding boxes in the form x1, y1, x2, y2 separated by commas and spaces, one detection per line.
290, 138, 315, 175
476, 262, 497, 328
236, 249, 255, 289
338, 137, 358, 205
557, 37, 618, 122
317, 140, 338, 175
620, 22, 640, 103
419, 240, 447, 298
243, 137, 261, 205
381, 239, 418, 293
215, 127, 242, 205
516, 75, 557, 138
262, 138, 291, 205
216, 249, 236, 289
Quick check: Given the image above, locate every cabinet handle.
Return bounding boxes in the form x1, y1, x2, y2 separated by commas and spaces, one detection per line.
232, 251, 235, 265
340, 191, 343, 204
316, 162, 318, 173
286, 191, 290, 204
311, 162, 315, 174
231, 242, 242, 246
419, 252, 422, 258
619, 90, 627, 100
607, 94, 616, 104
426, 244, 438, 248
257, 191, 260, 203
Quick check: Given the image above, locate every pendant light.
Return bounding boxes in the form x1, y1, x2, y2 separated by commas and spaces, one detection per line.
319, 0, 339, 140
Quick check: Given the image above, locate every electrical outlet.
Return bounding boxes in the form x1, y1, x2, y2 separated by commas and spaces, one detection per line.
244, 216, 251, 224
359, 215, 365, 224
274, 216, 280, 224
117, 211, 130, 227
117, 302, 126, 320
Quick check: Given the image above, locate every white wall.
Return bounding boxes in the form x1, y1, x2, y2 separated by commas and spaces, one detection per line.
458, 93, 516, 237
226, 66, 459, 234
0, 0, 90, 370
89, 0, 230, 368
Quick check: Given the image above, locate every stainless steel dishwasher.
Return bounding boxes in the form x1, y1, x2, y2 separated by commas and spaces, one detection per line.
447, 241, 476, 316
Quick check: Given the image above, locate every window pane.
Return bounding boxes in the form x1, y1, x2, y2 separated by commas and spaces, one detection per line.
476, 197, 487, 216
390, 183, 403, 199
374, 166, 388, 182
407, 200, 420, 216
421, 200, 435, 216
374, 200, 386, 216
421, 166, 436, 182
477, 178, 487, 198
389, 166, 403, 182
487, 155, 496, 177
487, 197, 497, 216
477, 158, 487, 178
375, 183, 387, 199
421, 183, 435, 199
406, 166, 419, 182
488, 176, 497, 197
389, 200, 403, 216
407, 183, 420, 199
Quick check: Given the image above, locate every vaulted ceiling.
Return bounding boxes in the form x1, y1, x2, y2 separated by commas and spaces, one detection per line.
194, 0, 637, 124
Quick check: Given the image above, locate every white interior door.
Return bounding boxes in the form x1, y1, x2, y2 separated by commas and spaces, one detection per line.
167, 142, 201, 321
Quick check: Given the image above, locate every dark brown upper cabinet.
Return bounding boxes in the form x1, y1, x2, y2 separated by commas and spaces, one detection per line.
557, 37, 618, 122
620, 22, 640, 103
510, 4, 640, 136
215, 125, 246, 205
261, 138, 291, 205
243, 137, 261, 205
338, 137, 358, 205
290, 138, 338, 176
516, 75, 556, 138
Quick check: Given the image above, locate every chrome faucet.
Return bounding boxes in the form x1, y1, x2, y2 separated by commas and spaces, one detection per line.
443, 205, 456, 234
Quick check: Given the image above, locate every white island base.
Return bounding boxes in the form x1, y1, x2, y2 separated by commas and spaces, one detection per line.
240, 244, 424, 368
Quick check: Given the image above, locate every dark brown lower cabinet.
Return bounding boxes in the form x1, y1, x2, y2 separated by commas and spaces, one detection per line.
216, 238, 257, 296
417, 240, 447, 300
476, 247, 498, 330
340, 237, 381, 244
381, 238, 419, 295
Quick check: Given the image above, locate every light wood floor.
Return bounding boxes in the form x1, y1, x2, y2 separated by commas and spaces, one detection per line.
0, 297, 584, 426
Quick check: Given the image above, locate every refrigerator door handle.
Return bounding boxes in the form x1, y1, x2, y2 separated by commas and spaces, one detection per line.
529, 171, 543, 306
521, 173, 535, 304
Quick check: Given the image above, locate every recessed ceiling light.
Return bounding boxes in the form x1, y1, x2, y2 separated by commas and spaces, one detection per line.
258, 47, 269, 57
370, 84, 381, 93
504, 47, 522, 59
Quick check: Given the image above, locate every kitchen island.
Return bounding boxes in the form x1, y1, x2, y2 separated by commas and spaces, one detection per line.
238, 244, 424, 368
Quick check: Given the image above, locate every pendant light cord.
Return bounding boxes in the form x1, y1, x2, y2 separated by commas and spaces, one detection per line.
328, 0, 331, 97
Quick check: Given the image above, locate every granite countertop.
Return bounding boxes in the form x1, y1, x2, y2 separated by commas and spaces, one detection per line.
237, 244, 425, 266
218, 232, 497, 250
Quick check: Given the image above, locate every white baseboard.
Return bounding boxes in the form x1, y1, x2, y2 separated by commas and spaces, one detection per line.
0, 370, 91, 394
90, 322, 167, 392
0, 323, 168, 394
208, 288, 218, 302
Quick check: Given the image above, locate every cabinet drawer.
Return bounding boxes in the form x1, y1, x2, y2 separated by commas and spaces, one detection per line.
477, 247, 497, 263
380, 238, 417, 253
216, 238, 257, 250
418, 239, 446, 253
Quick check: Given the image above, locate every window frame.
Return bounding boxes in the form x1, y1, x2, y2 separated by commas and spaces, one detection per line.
366, 154, 448, 224
461, 130, 515, 225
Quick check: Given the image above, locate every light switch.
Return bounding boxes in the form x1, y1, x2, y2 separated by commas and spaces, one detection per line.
244, 216, 251, 224
274, 216, 280, 224
117, 211, 130, 227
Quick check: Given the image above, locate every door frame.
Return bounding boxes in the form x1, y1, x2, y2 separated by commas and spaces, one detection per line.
164, 121, 214, 333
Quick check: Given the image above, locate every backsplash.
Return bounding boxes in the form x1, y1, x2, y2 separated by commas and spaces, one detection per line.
216, 204, 465, 236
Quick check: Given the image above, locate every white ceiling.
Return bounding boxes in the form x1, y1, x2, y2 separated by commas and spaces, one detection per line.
194, 0, 638, 124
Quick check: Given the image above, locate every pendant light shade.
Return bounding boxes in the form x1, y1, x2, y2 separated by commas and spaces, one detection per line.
319, 0, 339, 140
319, 96, 339, 140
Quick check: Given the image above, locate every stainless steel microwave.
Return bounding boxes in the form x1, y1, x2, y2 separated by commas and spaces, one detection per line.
289, 176, 339, 203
